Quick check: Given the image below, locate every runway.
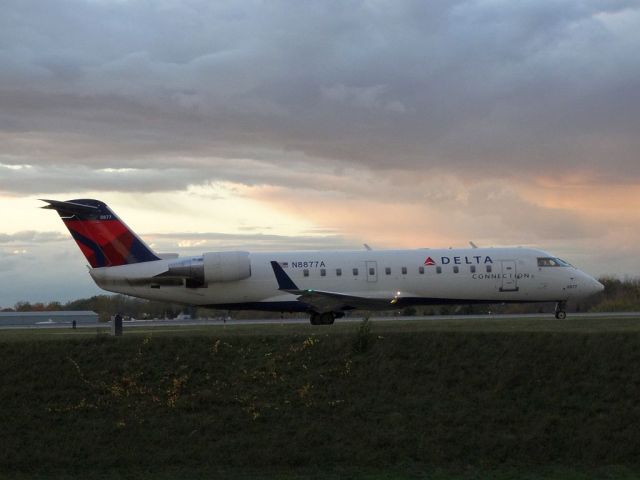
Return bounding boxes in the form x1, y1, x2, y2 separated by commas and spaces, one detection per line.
2, 311, 640, 330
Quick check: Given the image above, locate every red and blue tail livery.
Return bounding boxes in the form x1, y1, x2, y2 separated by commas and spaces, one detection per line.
41, 199, 159, 268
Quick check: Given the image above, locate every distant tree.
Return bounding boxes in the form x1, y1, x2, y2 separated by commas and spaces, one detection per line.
589, 276, 640, 312
439, 305, 453, 315
31, 302, 46, 311
14, 301, 32, 312
45, 301, 62, 311
460, 304, 478, 315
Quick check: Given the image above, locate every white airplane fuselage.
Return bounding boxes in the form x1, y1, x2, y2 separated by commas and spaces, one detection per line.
89, 247, 603, 312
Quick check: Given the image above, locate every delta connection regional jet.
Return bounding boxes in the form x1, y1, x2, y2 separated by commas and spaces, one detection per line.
42, 199, 604, 324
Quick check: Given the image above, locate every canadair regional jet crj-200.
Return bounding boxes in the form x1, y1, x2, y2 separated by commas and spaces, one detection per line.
42, 199, 604, 324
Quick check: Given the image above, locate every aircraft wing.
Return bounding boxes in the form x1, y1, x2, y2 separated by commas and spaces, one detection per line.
270, 261, 399, 312
293, 289, 378, 312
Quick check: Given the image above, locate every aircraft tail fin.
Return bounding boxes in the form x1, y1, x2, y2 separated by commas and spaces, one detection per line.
41, 199, 160, 268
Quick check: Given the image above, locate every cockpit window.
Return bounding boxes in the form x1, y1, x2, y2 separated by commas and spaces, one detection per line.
538, 257, 559, 267
537, 257, 571, 267
555, 258, 572, 267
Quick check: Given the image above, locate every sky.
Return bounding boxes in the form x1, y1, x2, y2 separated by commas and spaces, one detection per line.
1, 0, 640, 307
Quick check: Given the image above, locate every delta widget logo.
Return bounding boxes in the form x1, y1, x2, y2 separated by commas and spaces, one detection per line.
424, 255, 493, 266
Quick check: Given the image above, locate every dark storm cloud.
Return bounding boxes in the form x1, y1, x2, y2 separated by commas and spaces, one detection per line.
1, 0, 639, 192
0, 159, 359, 195
0, 164, 209, 195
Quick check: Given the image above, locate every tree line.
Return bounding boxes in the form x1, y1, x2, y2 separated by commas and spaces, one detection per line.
2, 276, 639, 320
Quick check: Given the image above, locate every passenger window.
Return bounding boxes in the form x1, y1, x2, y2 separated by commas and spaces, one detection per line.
419, 266, 424, 274
470, 265, 476, 273
453, 266, 459, 273
336, 268, 342, 276
401, 267, 407, 275
353, 268, 359, 276
303, 269, 309, 277
385, 267, 391, 275
320, 269, 326, 277
436, 266, 442, 274
486, 265, 492, 273
369, 267, 375, 275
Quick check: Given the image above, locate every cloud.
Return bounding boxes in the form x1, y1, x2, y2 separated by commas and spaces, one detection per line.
0, 230, 67, 244
0, 163, 209, 195
0, 240, 102, 307
0, 0, 639, 181
249, 178, 605, 248
321, 84, 407, 113
148, 231, 355, 253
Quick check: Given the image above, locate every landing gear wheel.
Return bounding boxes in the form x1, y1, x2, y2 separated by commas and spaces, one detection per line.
309, 312, 336, 325
319, 312, 336, 325
554, 301, 567, 320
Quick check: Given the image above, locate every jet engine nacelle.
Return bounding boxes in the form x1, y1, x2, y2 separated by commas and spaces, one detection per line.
166, 251, 251, 284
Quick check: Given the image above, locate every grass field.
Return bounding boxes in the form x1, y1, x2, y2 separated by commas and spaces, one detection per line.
2, 317, 640, 479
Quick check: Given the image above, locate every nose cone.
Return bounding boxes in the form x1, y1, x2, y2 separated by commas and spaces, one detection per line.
583, 274, 604, 296
593, 279, 605, 294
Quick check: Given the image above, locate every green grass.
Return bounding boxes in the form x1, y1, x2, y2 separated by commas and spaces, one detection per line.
3, 318, 640, 479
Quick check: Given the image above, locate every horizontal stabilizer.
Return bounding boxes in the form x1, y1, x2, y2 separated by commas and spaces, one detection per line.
40, 199, 99, 215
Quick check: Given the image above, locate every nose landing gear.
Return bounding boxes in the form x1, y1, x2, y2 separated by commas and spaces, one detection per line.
555, 301, 567, 320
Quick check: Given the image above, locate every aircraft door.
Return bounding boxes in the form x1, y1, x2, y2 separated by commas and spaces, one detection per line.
500, 260, 519, 292
366, 261, 378, 283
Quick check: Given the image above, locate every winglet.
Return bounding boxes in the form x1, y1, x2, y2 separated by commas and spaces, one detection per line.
270, 261, 299, 291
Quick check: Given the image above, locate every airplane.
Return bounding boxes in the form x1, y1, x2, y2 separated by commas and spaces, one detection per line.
42, 199, 604, 325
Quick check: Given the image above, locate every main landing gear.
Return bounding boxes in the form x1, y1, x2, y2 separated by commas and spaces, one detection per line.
309, 312, 344, 325
554, 301, 567, 320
